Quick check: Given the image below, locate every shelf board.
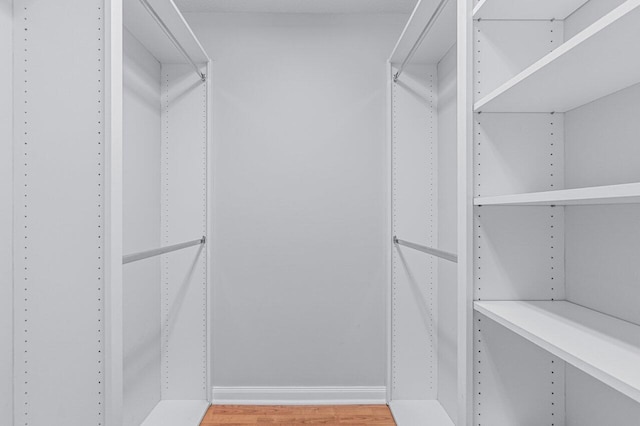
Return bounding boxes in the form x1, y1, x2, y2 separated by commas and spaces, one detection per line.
141, 400, 210, 426
389, 400, 454, 426
389, 0, 456, 65
474, 0, 640, 112
473, 0, 589, 20
124, 0, 209, 65
474, 182, 640, 206
475, 301, 640, 403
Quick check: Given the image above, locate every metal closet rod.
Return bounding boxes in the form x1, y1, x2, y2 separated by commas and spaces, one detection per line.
393, 236, 458, 263
139, 0, 206, 82
393, 0, 450, 82
123, 236, 206, 265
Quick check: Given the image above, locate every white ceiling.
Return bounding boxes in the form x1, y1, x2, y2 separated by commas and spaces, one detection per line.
175, 0, 419, 14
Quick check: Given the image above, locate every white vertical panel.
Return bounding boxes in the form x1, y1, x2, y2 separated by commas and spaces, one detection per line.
474, 313, 565, 426
436, 45, 458, 423
566, 365, 640, 426
122, 29, 162, 426
0, 1, 13, 424
472, 17, 567, 424
566, 205, 640, 326
161, 64, 208, 400
13, 0, 107, 424
474, 20, 563, 100
565, 83, 640, 189
392, 64, 438, 400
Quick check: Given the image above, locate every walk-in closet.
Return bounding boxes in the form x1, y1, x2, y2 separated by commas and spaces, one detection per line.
1, 0, 639, 425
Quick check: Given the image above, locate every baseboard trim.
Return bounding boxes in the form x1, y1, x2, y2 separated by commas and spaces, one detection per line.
211, 386, 387, 405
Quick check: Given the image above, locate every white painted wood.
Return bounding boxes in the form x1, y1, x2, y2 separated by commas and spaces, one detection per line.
474, 113, 565, 197
457, 1, 474, 424
389, 400, 454, 426
475, 300, 640, 404
474, 207, 564, 301
566, 365, 640, 426
0, 1, 12, 424
565, 83, 640, 189
436, 44, 458, 424
474, 182, 640, 206
474, 20, 563, 101
140, 400, 209, 426
161, 64, 208, 401
392, 65, 438, 400
122, 28, 162, 426
389, 0, 456, 65
475, 0, 640, 112
13, 1, 108, 424
473, 0, 589, 20
565, 0, 627, 40
105, 0, 124, 424
211, 387, 386, 405
124, 0, 209, 65
473, 311, 565, 425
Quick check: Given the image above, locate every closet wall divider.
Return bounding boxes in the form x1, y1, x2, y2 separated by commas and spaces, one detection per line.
2, 0, 211, 425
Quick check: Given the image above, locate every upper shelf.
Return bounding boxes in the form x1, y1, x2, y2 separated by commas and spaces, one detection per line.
389, 0, 456, 66
474, 0, 640, 113
475, 300, 640, 404
124, 0, 209, 65
474, 182, 640, 206
473, 0, 589, 20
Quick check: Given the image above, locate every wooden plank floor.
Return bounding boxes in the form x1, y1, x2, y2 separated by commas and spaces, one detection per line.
200, 405, 396, 425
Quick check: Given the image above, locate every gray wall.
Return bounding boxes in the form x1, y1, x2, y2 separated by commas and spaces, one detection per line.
0, 0, 13, 423
186, 12, 407, 389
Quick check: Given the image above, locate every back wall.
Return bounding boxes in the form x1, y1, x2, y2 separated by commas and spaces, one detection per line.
185, 12, 407, 394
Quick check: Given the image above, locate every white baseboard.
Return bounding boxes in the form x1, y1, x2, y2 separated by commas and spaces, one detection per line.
211, 386, 387, 405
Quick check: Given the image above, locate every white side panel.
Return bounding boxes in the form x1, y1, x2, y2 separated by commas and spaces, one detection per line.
0, 1, 13, 424
161, 64, 208, 400
566, 366, 640, 426
392, 65, 437, 400
566, 205, 640, 326
13, 0, 107, 424
475, 113, 565, 197
140, 400, 209, 426
565, 83, 640, 189
474, 206, 565, 301
474, 313, 565, 426
123, 29, 162, 426
436, 45, 458, 423
474, 20, 562, 100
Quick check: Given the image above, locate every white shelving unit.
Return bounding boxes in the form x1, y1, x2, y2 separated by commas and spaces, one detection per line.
388, 0, 459, 424
475, 301, 640, 404
473, 0, 590, 20
469, 0, 640, 423
474, 0, 640, 113
474, 182, 640, 206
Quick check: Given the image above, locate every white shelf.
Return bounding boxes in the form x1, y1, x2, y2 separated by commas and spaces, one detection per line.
389, 0, 456, 65
475, 301, 640, 403
474, 182, 640, 206
389, 400, 454, 426
474, 0, 640, 112
124, 0, 209, 64
473, 0, 589, 20
141, 400, 210, 426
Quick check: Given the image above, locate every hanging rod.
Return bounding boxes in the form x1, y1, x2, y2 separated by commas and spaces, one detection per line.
393, 236, 457, 263
123, 236, 206, 265
139, 0, 206, 82
393, 0, 450, 82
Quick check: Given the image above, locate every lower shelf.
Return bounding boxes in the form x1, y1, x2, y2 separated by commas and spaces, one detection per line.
141, 400, 210, 426
389, 400, 454, 426
475, 300, 640, 403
